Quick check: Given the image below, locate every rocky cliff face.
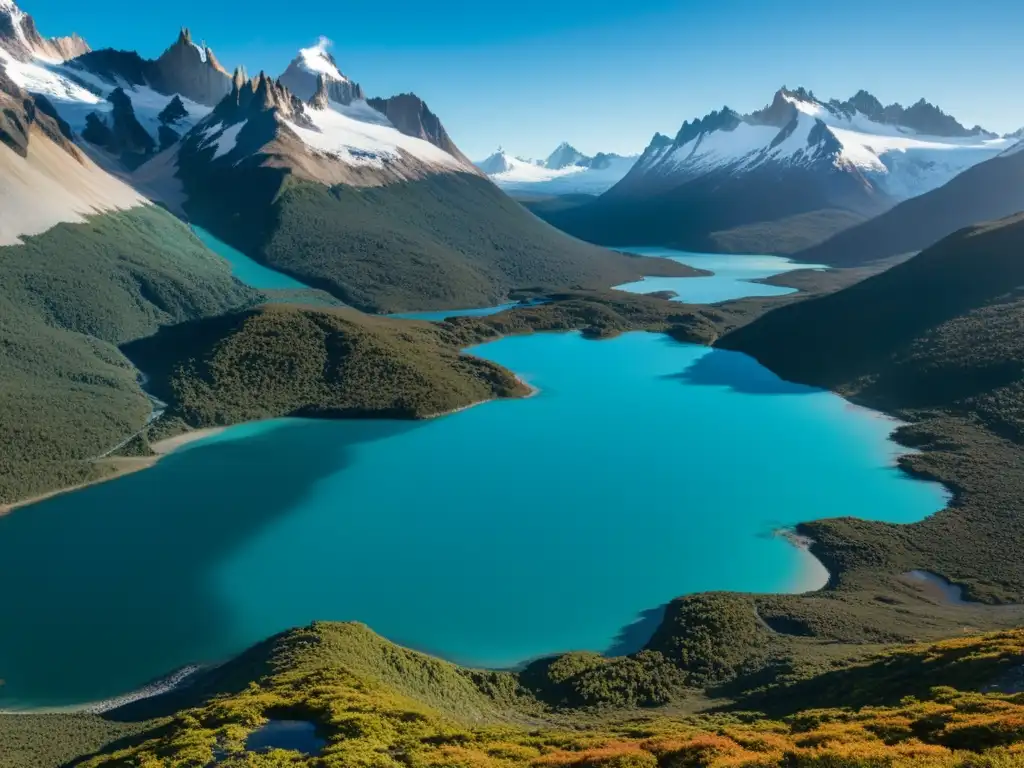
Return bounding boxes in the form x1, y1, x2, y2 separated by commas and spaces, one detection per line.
214, 69, 310, 125
0, 0, 88, 62
0, 61, 78, 156
152, 28, 231, 107
81, 87, 156, 161
367, 93, 473, 166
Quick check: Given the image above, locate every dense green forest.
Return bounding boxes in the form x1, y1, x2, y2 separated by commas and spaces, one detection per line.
179, 160, 696, 312
0, 206, 258, 505
123, 304, 531, 428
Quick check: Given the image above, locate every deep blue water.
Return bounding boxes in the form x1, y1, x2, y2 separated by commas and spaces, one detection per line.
0, 330, 947, 708
245, 721, 325, 755
614, 247, 825, 303
192, 225, 313, 292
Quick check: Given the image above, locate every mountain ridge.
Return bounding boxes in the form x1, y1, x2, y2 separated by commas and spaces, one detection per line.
793, 138, 1024, 265
535, 85, 1012, 254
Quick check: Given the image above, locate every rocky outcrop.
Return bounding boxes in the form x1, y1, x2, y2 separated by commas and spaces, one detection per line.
827, 89, 986, 137
367, 93, 472, 166
211, 70, 311, 130
675, 107, 742, 145
82, 87, 155, 159
309, 73, 330, 110
80, 111, 113, 147
747, 91, 798, 128
63, 30, 232, 109
0, 63, 78, 156
0, 0, 89, 62
17, 12, 88, 60
158, 95, 189, 125
898, 98, 983, 137
152, 28, 231, 107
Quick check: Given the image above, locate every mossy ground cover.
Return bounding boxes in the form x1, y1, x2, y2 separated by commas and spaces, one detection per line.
49, 623, 1024, 768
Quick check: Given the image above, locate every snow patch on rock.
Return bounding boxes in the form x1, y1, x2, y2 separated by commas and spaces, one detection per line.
0, 46, 211, 141
284, 99, 465, 171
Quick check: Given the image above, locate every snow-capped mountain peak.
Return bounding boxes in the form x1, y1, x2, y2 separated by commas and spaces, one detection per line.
278, 37, 363, 106
184, 66, 474, 181
476, 148, 537, 176
297, 37, 346, 82
616, 85, 1014, 202
477, 143, 638, 194
176, 27, 208, 63
544, 141, 587, 170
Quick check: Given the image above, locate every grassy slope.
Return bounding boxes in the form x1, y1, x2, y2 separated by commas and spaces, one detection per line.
122, 304, 531, 428
39, 621, 1024, 768
0, 206, 259, 505
718, 214, 1024, 601
184, 166, 695, 313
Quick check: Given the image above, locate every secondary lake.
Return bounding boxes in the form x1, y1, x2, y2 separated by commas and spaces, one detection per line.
614, 247, 825, 303
191, 225, 314, 292
0, 242, 948, 708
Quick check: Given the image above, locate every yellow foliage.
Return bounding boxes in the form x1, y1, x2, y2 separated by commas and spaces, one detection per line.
76, 626, 1024, 768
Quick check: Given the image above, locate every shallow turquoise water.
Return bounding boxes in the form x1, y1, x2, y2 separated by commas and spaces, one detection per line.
192, 225, 313, 291
391, 300, 548, 322
614, 247, 825, 303
390, 303, 524, 322
0, 332, 946, 708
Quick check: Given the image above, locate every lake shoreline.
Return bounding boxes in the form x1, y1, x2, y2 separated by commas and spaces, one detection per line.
0, 253, 989, 713
0, 429, 230, 516
0, 377, 538, 515
0, 457, 158, 517
776, 528, 832, 593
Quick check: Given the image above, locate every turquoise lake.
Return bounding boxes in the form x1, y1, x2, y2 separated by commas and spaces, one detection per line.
192, 225, 314, 291
391, 303, 524, 322
614, 247, 825, 303
0, 328, 947, 708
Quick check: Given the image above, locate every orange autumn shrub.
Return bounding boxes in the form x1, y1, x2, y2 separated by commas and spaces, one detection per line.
532, 743, 658, 768
647, 733, 766, 767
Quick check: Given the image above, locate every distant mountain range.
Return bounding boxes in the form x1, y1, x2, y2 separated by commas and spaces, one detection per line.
535, 87, 1019, 255
0, 0, 676, 314
477, 142, 638, 195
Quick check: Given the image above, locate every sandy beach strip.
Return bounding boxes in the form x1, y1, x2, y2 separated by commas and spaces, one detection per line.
0, 457, 158, 516
0, 428, 229, 516
2, 376, 536, 515
149, 426, 229, 454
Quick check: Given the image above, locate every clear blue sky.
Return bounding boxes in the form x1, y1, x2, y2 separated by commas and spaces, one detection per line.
26, 0, 1024, 160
